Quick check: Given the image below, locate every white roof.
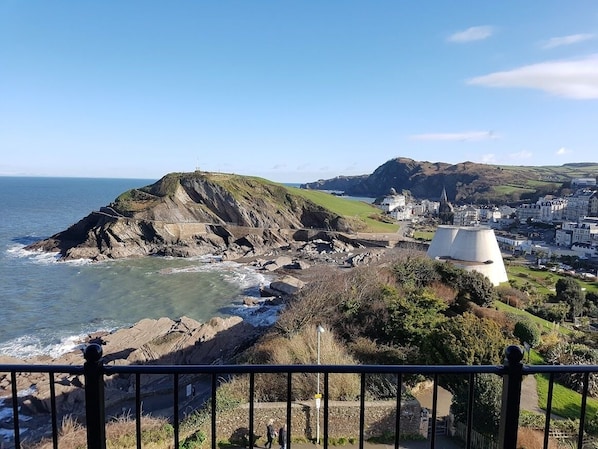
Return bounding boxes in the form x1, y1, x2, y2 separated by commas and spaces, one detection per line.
427, 226, 508, 286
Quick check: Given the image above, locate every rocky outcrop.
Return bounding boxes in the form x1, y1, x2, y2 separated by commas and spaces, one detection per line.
26, 172, 355, 261
0, 316, 264, 425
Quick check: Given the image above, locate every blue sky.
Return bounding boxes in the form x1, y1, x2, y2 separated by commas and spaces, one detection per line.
1, 1, 597, 183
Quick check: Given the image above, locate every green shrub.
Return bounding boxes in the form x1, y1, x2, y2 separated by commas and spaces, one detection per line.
181, 430, 207, 449
514, 320, 541, 347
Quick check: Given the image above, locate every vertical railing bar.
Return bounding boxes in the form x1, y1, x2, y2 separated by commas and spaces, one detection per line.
287, 372, 292, 449
498, 345, 524, 449
212, 373, 217, 449
249, 373, 255, 449
543, 374, 555, 449
577, 372, 590, 449
465, 373, 475, 449
174, 373, 180, 449
10, 371, 20, 448
49, 372, 59, 449
83, 344, 106, 449
430, 373, 439, 449
136, 373, 142, 449
359, 372, 366, 449
394, 373, 402, 449
323, 372, 329, 449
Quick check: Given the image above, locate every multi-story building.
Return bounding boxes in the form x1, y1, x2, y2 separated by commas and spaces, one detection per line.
572, 178, 597, 189
495, 232, 531, 253
538, 199, 567, 222
390, 205, 413, 221
589, 191, 598, 217
478, 207, 501, 224
379, 194, 406, 213
517, 204, 541, 222
571, 243, 598, 259
453, 205, 479, 226
555, 220, 598, 247
565, 189, 596, 221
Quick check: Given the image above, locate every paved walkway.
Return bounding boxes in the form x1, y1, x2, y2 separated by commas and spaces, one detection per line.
279, 438, 464, 449
521, 374, 543, 414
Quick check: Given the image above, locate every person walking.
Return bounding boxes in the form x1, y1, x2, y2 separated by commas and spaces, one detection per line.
266, 419, 276, 449
278, 423, 287, 449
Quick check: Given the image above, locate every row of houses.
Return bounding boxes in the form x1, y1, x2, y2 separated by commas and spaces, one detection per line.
516, 189, 598, 223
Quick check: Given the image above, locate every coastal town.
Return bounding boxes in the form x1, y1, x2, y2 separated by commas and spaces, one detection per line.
373, 177, 598, 280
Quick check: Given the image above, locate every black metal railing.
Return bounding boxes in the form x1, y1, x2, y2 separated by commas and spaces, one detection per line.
1, 344, 597, 449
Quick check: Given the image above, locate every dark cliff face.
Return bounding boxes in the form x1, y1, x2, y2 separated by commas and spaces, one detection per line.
26, 172, 348, 260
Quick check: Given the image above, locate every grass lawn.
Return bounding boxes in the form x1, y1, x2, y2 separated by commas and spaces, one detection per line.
527, 349, 598, 421
287, 187, 399, 233
413, 230, 435, 241
535, 373, 598, 420
493, 300, 573, 335
505, 265, 598, 297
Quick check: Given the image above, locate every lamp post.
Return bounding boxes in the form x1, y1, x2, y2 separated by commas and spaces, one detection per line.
316, 324, 325, 445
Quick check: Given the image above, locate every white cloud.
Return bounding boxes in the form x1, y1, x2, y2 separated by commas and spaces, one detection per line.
447, 26, 495, 43
542, 33, 595, 49
409, 131, 498, 142
468, 54, 598, 99
480, 153, 497, 164
509, 150, 533, 160
556, 147, 571, 156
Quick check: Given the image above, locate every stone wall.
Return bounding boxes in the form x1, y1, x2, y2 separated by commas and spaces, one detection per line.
204, 400, 424, 444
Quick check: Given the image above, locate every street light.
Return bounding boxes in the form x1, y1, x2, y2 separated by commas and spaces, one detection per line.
316, 324, 325, 445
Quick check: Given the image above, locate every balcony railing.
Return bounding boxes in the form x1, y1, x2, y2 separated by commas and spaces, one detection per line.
1, 344, 597, 449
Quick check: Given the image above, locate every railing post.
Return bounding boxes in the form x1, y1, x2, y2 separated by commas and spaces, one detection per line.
84, 343, 106, 449
498, 345, 524, 449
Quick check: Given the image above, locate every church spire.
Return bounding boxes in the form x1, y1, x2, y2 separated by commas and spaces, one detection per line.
440, 186, 448, 204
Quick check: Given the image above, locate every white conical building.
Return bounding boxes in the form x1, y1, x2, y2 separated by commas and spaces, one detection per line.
426, 225, 508, 286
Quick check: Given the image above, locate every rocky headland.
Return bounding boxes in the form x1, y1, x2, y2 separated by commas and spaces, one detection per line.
25, 171, 364, 261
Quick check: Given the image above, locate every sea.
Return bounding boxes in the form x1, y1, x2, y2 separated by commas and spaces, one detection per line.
0, 177, 277, 360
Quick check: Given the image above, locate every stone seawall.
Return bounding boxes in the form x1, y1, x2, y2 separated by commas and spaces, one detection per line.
204, 400, 424, 444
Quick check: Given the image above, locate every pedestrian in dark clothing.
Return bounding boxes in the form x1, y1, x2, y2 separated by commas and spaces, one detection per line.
278, 424, 287, 449
266, 419, 276, 449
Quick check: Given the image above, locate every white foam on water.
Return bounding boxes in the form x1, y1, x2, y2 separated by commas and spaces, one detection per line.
6, 244, 61, 264
0, 333, 88, 359
1, 251, 280, 359
229, 301, 284, 327
5, 244, 95, 266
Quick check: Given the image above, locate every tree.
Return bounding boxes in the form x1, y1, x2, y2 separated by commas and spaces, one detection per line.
423, 312, 508, 369
458, 270, 496, 308
383, 287, 448, 346
436, 264, 496, 308
451, 373, 502, 436
391, 255, 439, 290
555, 277, 584, 319
513, 319, 540, 347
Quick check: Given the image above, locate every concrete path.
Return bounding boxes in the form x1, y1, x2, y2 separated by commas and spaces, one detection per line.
521, 374, 543, 414
285, 437, 464, 449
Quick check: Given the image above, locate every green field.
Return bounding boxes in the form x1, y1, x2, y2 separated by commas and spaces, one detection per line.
535, 373, 598, 419
493, 300, 572, 335
413, 230, 435, 241
287, 187, 399, 233
505, 264, 598, 297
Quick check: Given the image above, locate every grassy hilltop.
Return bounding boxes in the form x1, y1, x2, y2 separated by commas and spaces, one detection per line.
113, 171, 399, 233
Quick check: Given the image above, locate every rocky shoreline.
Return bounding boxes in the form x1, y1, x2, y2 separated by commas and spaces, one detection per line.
0, 241, 391, 445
